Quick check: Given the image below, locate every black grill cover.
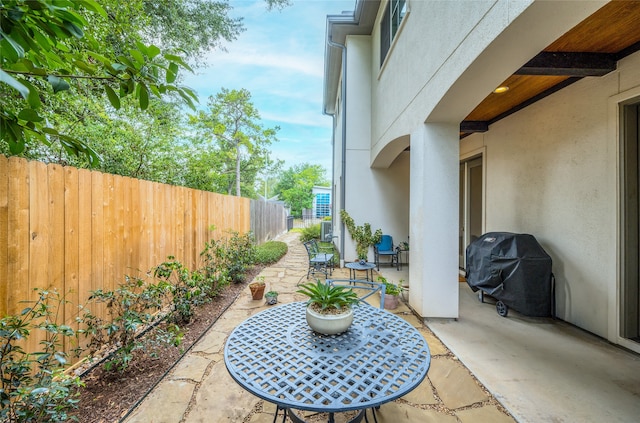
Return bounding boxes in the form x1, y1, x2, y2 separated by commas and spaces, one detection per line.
465, 232, 553, 317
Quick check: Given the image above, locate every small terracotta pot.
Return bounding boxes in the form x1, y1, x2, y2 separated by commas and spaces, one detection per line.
384, 294, 399, 310
249, 283, 265, 300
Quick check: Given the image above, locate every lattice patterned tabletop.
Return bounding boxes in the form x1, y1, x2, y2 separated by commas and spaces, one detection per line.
224, 301, 431, 413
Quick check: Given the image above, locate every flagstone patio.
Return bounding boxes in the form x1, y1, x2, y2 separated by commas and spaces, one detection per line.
122, 231, 514, 423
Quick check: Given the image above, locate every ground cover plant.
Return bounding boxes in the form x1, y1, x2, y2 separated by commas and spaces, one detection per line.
254, 241, 288, 264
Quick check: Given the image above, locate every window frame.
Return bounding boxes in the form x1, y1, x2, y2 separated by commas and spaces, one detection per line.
380, 0, 407, 67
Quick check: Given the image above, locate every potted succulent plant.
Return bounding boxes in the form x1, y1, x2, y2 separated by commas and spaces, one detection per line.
265, 290, 278, 305
377, 275, 403, 310
340, 210, 382, 262
297, 280, 360, 335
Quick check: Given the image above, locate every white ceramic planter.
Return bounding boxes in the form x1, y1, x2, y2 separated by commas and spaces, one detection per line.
305, 306, 353, 335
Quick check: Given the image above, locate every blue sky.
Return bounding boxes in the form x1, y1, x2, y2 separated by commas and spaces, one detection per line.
183, 0, 356, 177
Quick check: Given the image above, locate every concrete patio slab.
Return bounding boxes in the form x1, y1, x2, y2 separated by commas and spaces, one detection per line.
457, 405, 518, 423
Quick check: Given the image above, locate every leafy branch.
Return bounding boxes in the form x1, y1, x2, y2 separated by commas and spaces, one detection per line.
1, 0, 198, 165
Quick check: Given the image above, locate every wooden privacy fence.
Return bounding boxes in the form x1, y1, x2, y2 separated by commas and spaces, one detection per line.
0, 156, 285, 357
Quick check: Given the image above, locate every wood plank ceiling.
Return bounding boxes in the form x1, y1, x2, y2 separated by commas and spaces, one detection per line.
460, 0, 640, 137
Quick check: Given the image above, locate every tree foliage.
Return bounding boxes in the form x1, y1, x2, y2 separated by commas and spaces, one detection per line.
0, 0, 198, 164
1, 0, 290, 167
274, 163, 328, 216
189, 88, 279, 197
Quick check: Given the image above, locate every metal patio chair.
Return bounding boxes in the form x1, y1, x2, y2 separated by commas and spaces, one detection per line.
327, 279, 386, 309
303, 240, 334, 279
374, 235, 399, 271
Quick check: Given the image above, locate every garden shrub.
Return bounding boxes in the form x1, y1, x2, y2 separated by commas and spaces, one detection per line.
0, 289, 83, 422
154, 257, 207, 324
79, 276, 174, 372
224, 231, 256, 283
300, 224, 321, 242
254, 241, 288, 264
200, 238, 232, 298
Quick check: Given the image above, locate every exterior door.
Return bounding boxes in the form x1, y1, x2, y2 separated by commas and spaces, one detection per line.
459, 157, 483, 270
622, 102, 640, 342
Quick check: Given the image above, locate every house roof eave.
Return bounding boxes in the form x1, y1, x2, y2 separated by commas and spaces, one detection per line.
323, 0, 380, 114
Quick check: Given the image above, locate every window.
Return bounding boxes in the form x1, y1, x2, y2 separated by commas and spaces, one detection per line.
315, 193, 331, 217
380, 0, 406, 67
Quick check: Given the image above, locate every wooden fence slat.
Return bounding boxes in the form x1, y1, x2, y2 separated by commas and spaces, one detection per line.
129, 177, 140, 274
0, 156, 7, 316
122, 176, 132, 277
77, 169, 92, 306
103, 173, 116, 291
64, 165, 79, 352
29, 161, 49, 295
7, 157, 30, 316
48, 164, 65, 296
113, 174, 125, 281
138, 179, 151, 274
175, 186, 185, 266
91, 171, 104, 317
184, 188, 195, 268
28, 161, 49, 354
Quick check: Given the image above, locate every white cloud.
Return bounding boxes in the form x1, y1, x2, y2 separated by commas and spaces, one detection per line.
182, 0, 355, 173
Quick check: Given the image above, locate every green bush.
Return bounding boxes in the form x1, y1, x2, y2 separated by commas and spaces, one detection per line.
154, 257, 207, 324
79, 276, 173, 372
0, 289, 83, 422
225, 231, 256, 283
199, 230, 256, 286
300, 224, 321, 242
254, 241, 288, 264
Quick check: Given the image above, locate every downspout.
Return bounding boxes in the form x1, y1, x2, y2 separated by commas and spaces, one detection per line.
325, 37, 347, 266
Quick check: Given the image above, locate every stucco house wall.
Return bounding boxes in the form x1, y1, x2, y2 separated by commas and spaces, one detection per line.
326, 0, 639, 348
459, 50, 640, 340
338, 34, 412, 263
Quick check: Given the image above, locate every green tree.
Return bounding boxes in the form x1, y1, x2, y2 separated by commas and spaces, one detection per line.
274, 163, 328, 216
1, 0, 290, 165
0, 0, 198, 164
189, 88, 279, 197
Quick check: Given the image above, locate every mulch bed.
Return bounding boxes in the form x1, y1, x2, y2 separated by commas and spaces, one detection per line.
70, 266, 263, 423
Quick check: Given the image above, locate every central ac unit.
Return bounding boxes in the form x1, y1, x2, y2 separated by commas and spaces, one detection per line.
320, 221, 332, 242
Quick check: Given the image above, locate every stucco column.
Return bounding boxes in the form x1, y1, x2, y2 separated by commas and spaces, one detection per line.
409, 123, 459, 319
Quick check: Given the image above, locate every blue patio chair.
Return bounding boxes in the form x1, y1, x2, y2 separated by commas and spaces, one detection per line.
374, 235, 399, 271
304, 240, 334, 279
327, 279, 386, 309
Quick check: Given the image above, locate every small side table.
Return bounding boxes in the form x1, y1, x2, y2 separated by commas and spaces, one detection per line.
396, 247, 409, 270
345, 261, 376, 281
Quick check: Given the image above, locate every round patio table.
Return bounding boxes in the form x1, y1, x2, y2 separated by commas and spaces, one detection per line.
345, 262, 376, 281
224, 302, 431, 423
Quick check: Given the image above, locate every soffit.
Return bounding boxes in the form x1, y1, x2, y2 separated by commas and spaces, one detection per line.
462, 1, 640, 135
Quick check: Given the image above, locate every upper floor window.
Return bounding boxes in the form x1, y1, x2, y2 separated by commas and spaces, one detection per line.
380, 0, 406, 67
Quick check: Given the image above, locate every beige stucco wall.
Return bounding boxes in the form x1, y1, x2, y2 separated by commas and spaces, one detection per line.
460, 50, 640, 339
337, 35, 412, 263
330, 0, 619, 323
371, 0, 535, 150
